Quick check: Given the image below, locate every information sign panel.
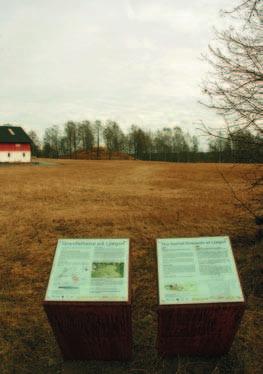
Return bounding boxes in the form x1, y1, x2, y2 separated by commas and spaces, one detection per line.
45, 238, 129, 302
157, 236, 244, 305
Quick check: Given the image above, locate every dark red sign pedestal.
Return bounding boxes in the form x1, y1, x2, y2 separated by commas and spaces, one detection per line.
44, 302, 132, 360
157, 302, 245, 356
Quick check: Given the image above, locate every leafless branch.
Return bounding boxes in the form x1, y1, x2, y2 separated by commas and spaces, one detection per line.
216, 165, 259, 219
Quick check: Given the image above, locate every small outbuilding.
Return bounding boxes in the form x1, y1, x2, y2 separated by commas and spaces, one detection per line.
0, 125, 32, 163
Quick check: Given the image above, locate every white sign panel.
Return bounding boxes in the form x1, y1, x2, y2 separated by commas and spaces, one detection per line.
157, 236, 244, 305
45, 239, 129, 302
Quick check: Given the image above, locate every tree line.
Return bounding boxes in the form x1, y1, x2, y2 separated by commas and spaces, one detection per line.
207, 129, 262, 163
29, 121, 200, 160
27, 120, 262, 163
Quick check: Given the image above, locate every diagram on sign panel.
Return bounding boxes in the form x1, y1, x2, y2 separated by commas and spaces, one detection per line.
56, 263, 90, 289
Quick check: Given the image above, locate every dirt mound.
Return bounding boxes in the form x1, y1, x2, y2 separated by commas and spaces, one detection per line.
60, 147, 133, 160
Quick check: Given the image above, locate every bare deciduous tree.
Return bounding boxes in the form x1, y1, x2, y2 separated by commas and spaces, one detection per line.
94, 120, 102, 160
78, 121, 94, 152
64, 121, 78, 158
201, 0, 262, 134
103, 121, 125, 159
200, 0, 263, 221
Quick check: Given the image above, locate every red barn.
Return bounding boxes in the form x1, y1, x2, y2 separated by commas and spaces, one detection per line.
0, 126, 32, 163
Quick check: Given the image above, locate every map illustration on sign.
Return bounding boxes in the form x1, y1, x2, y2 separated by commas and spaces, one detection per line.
157, 236, 244, 305
45, 239, 129, 302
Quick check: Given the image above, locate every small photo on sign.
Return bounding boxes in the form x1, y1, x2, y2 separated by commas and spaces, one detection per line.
91, 262, 124, 278
165, 282, 197, 292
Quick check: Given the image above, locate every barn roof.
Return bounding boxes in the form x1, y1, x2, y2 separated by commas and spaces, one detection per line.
0, 126, 32, 144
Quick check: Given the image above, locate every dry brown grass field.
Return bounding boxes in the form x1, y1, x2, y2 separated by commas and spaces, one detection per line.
0, 160, 262, 374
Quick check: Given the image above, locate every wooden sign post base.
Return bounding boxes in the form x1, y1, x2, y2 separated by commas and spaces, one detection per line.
157, 302, 245, 356
44, 301, 132, 360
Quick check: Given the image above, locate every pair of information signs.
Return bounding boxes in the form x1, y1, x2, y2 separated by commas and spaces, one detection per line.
45, 236, 244, 305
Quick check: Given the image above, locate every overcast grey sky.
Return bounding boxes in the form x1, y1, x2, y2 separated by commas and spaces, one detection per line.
0, 0, 234, 136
